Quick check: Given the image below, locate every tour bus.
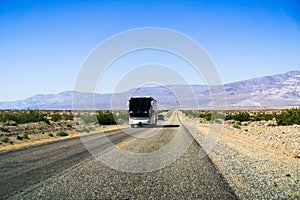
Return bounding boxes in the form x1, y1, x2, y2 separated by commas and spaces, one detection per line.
127, 96, 157, 127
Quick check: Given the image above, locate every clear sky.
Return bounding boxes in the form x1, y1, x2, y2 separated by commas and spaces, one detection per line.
0, 0, 299, 101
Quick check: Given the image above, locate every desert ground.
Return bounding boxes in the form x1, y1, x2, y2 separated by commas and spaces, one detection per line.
181, 109, 299, 199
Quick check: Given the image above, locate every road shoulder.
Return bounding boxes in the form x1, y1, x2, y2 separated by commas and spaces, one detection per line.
179, 112, 300, 199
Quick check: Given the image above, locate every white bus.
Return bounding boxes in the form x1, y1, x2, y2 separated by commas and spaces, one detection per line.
128, 96, 157, 127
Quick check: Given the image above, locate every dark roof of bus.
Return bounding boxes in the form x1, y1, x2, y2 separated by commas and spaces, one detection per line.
129, 96, 156, 101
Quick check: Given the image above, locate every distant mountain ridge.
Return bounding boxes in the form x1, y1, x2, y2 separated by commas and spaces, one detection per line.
0, 71, 299, 109
224, 70, 300, 107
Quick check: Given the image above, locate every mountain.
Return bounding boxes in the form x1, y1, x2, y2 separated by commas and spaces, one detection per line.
224, 70, 300, 107
0, 71, 299, 109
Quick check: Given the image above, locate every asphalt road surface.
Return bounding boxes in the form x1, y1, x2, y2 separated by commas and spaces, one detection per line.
0, 111, 237, 199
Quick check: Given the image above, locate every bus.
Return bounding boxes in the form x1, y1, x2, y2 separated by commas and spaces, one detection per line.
127, 96, 157, 127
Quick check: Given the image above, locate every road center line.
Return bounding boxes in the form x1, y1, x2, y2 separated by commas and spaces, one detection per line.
115, 141, 128, 148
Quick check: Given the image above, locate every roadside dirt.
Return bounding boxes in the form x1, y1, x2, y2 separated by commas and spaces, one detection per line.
0, 125, 124, 151
199, 122, 300, 159
180, 112, 300, 199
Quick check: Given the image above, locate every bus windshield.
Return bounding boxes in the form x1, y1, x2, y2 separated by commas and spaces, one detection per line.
129, 98, 151, 117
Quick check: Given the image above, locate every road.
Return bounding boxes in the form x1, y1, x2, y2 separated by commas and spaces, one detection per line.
0, 111, 237, 199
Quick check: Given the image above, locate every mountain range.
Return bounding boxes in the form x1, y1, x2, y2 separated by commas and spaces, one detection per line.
0, 71, 299, 109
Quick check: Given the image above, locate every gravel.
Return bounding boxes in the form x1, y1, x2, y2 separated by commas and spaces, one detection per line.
181, 113, 300, 199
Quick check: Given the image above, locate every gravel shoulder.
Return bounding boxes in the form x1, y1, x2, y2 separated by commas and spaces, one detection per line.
180, 112, 300, 199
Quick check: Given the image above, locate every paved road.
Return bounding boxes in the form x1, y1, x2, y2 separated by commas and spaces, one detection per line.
0, 111, 237, 199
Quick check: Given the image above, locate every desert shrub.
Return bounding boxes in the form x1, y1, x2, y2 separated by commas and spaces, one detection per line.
253, 112, 276, 121
51, 113, 62, 122
48, 133, 54, 137
21, 133, 29, 139
233, 123, 241, 129
0, 135, 10, 143
97, 111, 116, 125
225, 114, 233, 121
56, 131, 68, 137
276, 109, 300, 126
225, 112, 250, 122
0, 110, 49, 124
199, 112, 212, 121
16, 133, 29, 140
182, 110, 224, 122
44, 118, 51, 125
16, 135, 23, 140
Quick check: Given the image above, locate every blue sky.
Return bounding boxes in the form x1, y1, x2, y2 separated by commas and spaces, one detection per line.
0, 0, 299, 101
